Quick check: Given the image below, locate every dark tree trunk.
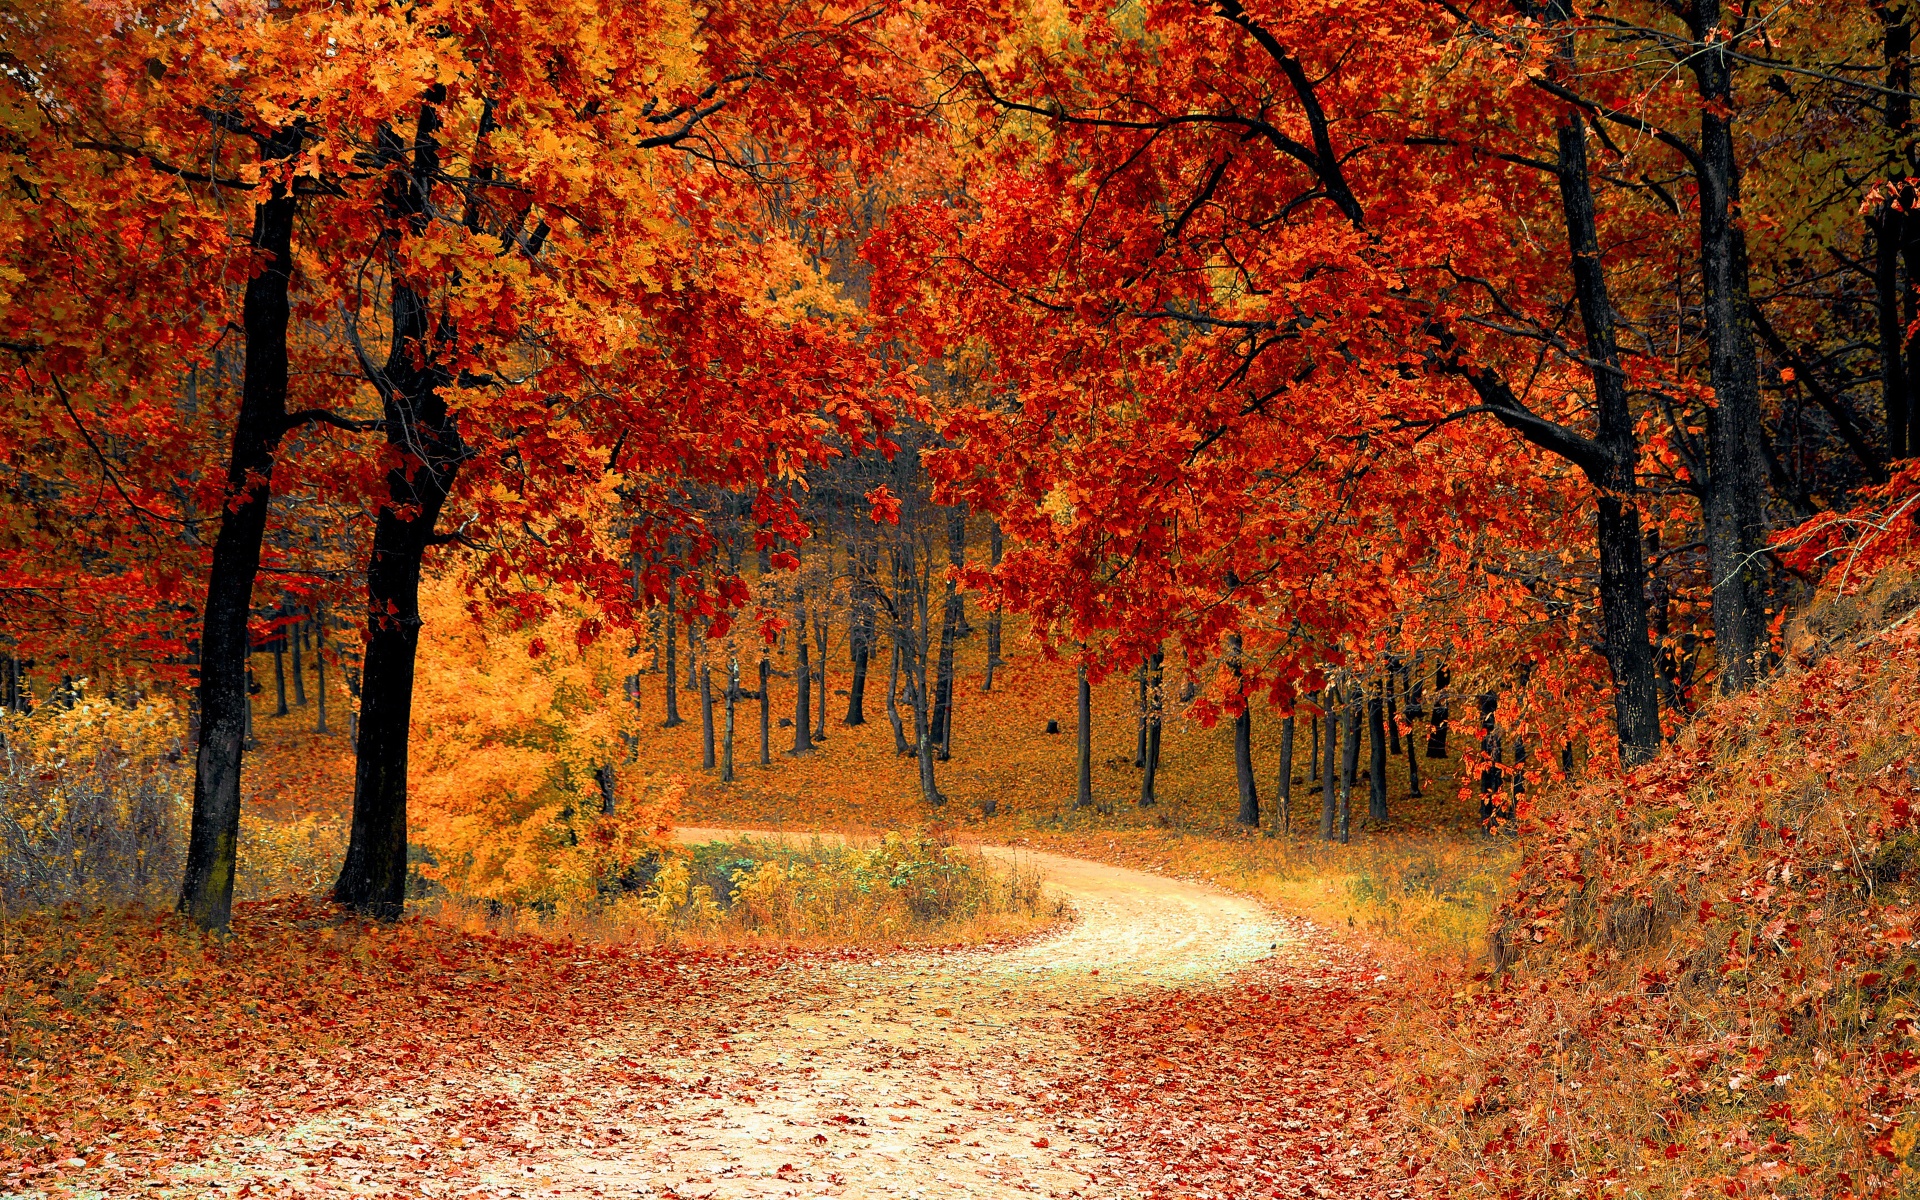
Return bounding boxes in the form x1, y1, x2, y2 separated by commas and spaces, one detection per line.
1230, 636, 1257, 827
662, 570, 684, 727
699, 660, 716, 769
813, 603, 829, 745
792, 584, 814, 754
932, 510, 964, 760
1320, 689, 1339, 841
981, 521, 1004, 691
886, 641, 910, 756
846, 539, 877, 724
290, 614, 306, 707
1134, 661, 1149, 768
1276, 714, 1295, 835
271, 629, 289, 716
314, 607, 329, 735
1404, 697, 1422, 798
1367, 684, 1388, 823
1338, 689, 1361, 844
179, 162, 300, 932
1873, 197, 1911, 459
759, 656, 771, 765
1074, 661, 1094, 810
1688, 0, 1770, 692
1427, 663, 1450, 758
597, 764, 617, 815
1385, 677, 1399, 754
1140, 648, 1163, 807
1478, 693, 1505, 828
721, 649, 738, 783
334, 100, 467, 922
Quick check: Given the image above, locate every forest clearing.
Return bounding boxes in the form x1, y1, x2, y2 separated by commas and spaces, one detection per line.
7, 0, 1920, 1196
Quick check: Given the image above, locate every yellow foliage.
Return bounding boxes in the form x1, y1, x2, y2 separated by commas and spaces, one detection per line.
409, 574, 676, 908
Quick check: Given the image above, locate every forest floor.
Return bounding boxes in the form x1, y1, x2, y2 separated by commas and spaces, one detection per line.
124, 842, 1410, 1200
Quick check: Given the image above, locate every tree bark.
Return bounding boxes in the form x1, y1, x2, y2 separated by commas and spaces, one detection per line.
886, 640, 910, 756
1275, 714, 1294, 835
846, 538, 876, 724
1140, 648, 1163, 807
932, 509, 964, 760
1367, 682, 1388, 823
314, 606, 329, 735
1134, 661, 1149, 768
1320, 689, 1339, 841
759, 656, 771, 765
981, 521, 1004, 692
1338, 688, 1361, 844
334, 103, 464, 921
1074, 661, 1094, 810
1426, 663, 1450, 758
178, 160, 300, 932
722, 645, 738, 783
791, 582, 814, 754
662, 569, 683, 727
290, 612, 306, 707
1689, 0, 1771, 692
1231, 637, 1258, 827
271, 627, 288, 717
699, 660, 716, 769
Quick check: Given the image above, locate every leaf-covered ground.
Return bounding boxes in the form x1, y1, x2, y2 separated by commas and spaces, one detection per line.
3, 847, 1413, 1199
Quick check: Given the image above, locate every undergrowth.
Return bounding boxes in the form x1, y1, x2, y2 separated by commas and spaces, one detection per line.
1402, 566, 1920, 1197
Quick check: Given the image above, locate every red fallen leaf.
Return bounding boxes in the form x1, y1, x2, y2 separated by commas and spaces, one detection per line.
810, 1134, 828, 1145
1031, 1137, 1050, 1148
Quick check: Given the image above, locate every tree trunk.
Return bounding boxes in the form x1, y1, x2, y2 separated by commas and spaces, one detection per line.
597, 764, 617, 815
722, 646, 738, 783
1427, 663, 1450, 758
1276, 714, 1294, 835
662, 571, 683, 727
791, 583, 814, 754
846, 539, 876, 724
932, 510, 964, 761
1338, 688, 1361, 845
314, 607, 329, 735
982, 521, 1004, 692
1074, 661, 1094, 809
271, 629, 288, 717
178, 166, 300, 932
290, 613, 306, 706
1134, 660, 1149, 768
700, 660, 716, 769
1367, 682, 1388, 823
759, 656, 771, 765
1874, 197, 1911, 459
1689, 0, 1770, 692
813, 603, 829, 745
886, 640, 909, 756
334, 99, 475, 922
1320, 689, 1339, 841
1404, 697, 1422, 797
1385, 674, 1399, 754
1140, 648, 1162, 807
1231, 636, 1257, 827
1478, 693, 1504, 828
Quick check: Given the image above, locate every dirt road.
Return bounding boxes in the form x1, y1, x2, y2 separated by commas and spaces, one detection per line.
182, 837, 1360, 1200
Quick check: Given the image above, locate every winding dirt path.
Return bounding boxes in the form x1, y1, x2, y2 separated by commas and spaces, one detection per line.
185, 835, 1364, 1200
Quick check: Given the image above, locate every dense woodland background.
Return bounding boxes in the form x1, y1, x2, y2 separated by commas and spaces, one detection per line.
8, 0, 1920, 1193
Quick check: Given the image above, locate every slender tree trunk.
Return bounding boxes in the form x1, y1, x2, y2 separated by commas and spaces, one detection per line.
847, 538, 876, 724
1320, 689, 1339, 841
886, 640, 909, 756
1427, 663, 1450, 758
981, 521, 1004, 692
1385, 674, 1399, 754
290, 614, 306, 706
1134, 661, 1149, 768
1405, 699, 1422, 797
1339, 688, 1361, 845
759, 656, 771, 766
1140, 648, 1163, 807
932, 510, 963, 760
177, 159, 300, 932
1309, 713, 1320, 780
1282, 710, 1297, 833
721, 645, 738, 783
699, 660, 715, 769
1478, 693, 1504, 828
813, 604, 829, 745
271, 629, 288, 716
792, 583, 814, 754
314, 607, 329, 735
1874, 198, 1911, 458
1074, 661, 1094, 810
1689, 0, 1770, 692
1232, 642, 1258, 827
662, 573, 684, 727
597, 764, 617, 815
1367, 681, 1388, 823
